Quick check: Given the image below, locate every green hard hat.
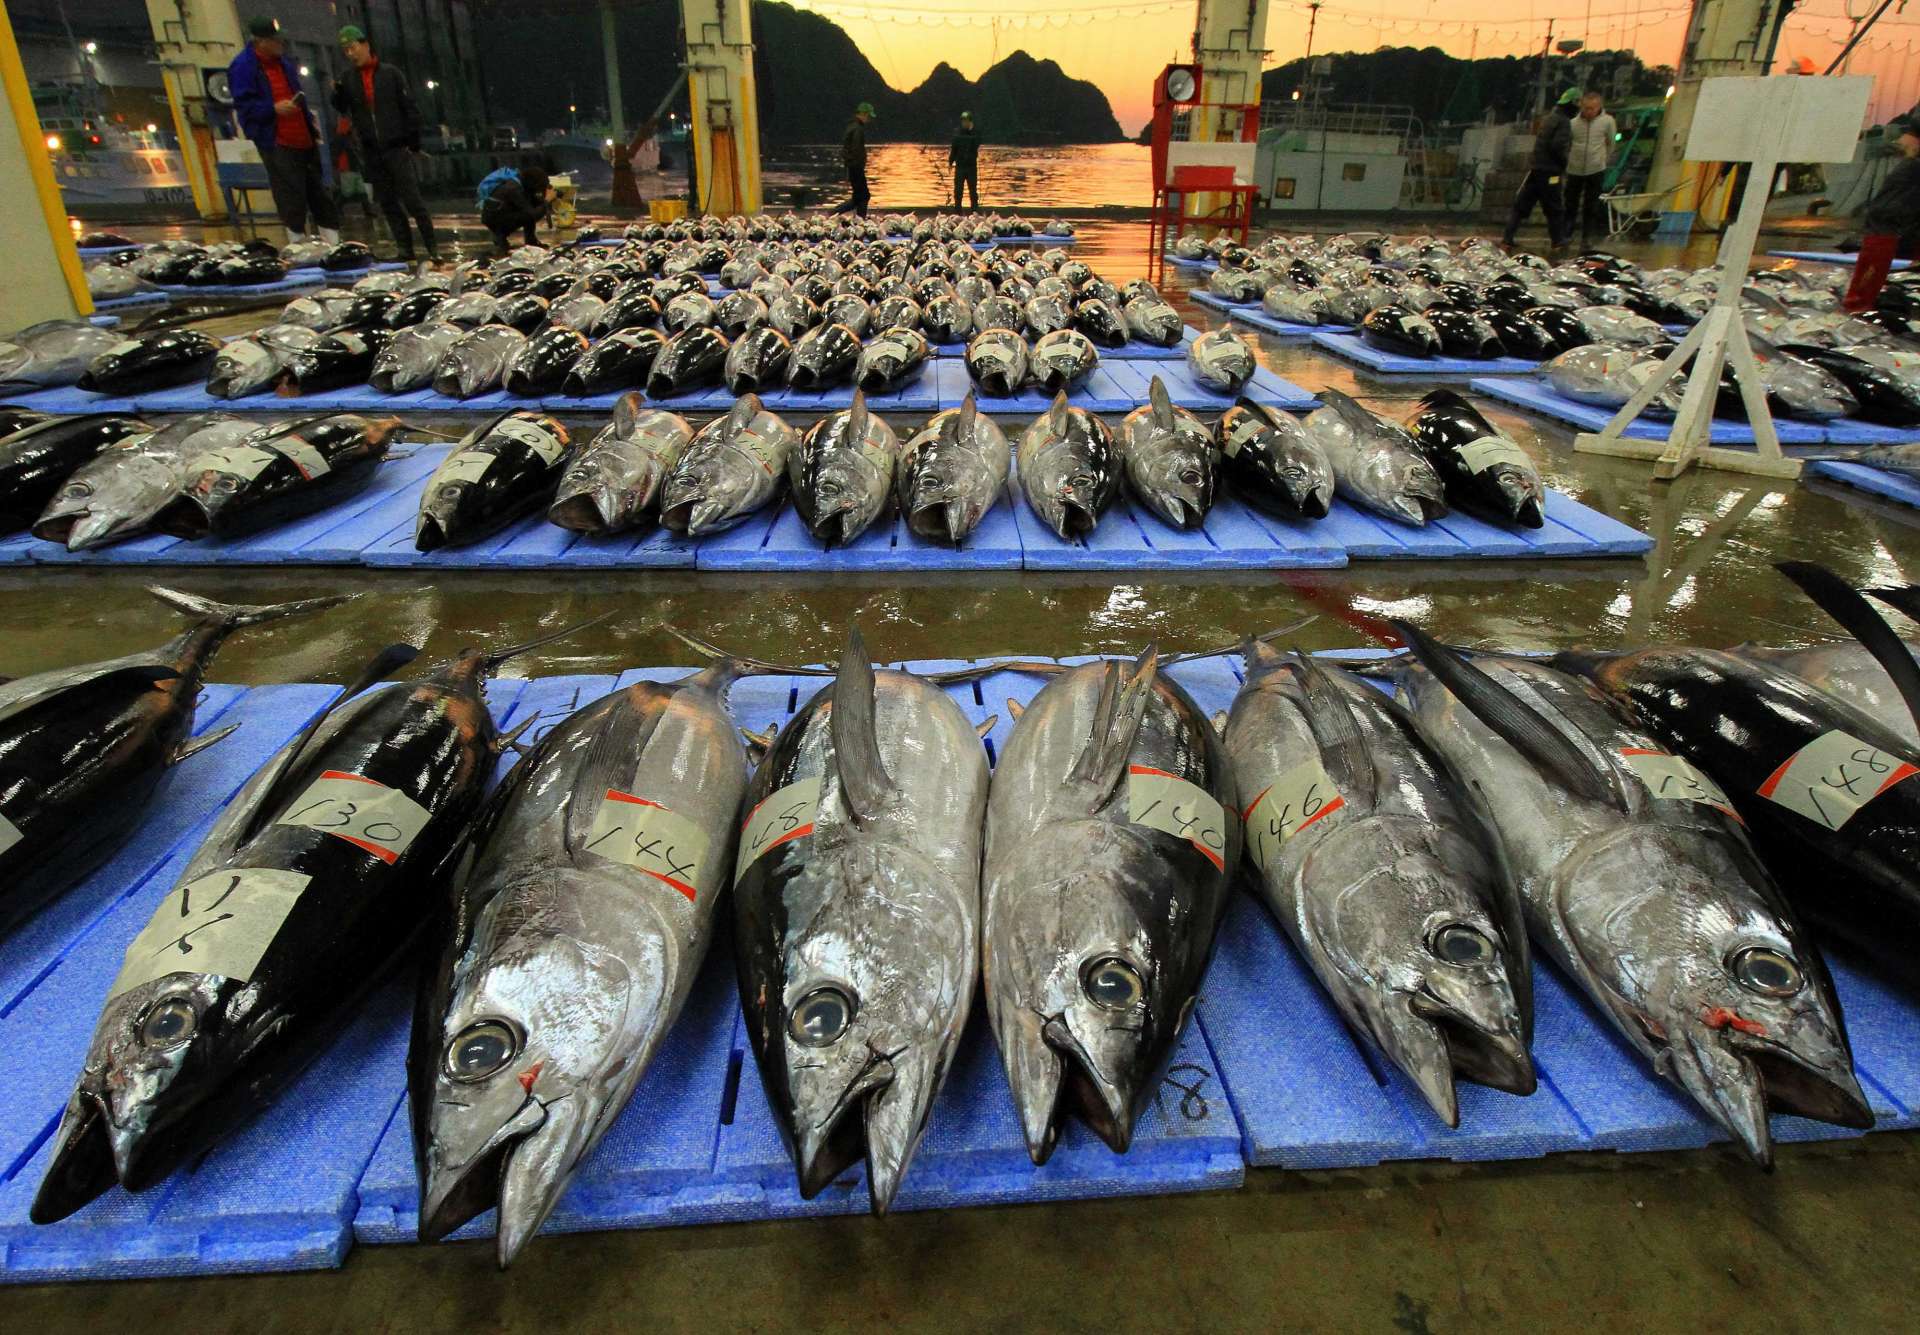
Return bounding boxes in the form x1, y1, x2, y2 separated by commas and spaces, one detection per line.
856, 101, 876, 117
1557, 86, 1581, 105
339, 24, 368, 44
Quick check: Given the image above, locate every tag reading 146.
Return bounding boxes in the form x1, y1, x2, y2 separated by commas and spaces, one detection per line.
735, 777, 823, 883
1127, 765, 1230, 871
583, 789, 712, 901
277, 770, 433, 863
1758, 729, 1918, 831
1241, 755, 1346, 878
109, 867, 311, 998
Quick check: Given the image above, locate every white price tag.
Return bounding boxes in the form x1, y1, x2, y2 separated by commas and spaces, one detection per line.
277, 770, 433, 863
733, 420, 786, 475
582, 789, 712, 900
1241, 756, 1346, 877
268, 434, 331, 479
102, 339, 144, 358
1456, 436, 1532, 474
1127, 765, 1230, 871
222, 340, 273, 368
1757, 730, 1918, 831
0, 809, 21, 857
430, 450, 497, 487
1619, 748, 1741, 822
331, 332, 369, 356
735, 777, 822, 883
494, 417, 567, 465
188, 444, 281, 481
108, 867, 312, 998
1221, 415, 1265, 458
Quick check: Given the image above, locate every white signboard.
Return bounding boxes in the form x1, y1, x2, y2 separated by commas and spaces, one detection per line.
1686, 75, 1871, 164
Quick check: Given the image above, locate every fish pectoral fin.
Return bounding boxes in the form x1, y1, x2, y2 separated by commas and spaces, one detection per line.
1779, 562, 1920, 739
169, 722, 237, 764
1006, 697, 1025, 721
494, 711, 545, 756
974, 714, 999, 739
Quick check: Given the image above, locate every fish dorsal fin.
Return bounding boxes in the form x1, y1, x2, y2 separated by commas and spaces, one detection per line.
728, 394, 760, 431
1743, 285, 1789, 315
960, 391, 978, 439
974, 714, 998, 739
1320, 387, 1375, 434
1006, 696, 1025, 720
1235, 395, 1279, 429
1149, 375, 1173, 429
1287, 652, 1377, 807
848, 389, 869, 445
1243, 636, 1287, 671
830, 627, 895, 823
1779, 562, 1920, 739
564, 693, 666, 852
1393, 620, 1621, 809
1066, 646, 1158, 807
1048, 390, 1069, 434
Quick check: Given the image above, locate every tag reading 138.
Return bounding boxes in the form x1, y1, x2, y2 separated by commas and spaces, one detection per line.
582, 789, 712, 901
1126, 765, 1230, 871
277, 770, 434, 863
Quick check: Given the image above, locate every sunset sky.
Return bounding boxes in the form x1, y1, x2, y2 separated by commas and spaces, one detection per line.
784, 0, 1920, 134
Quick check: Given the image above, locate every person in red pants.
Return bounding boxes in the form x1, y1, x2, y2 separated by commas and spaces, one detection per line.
1845, 119, 1919, 312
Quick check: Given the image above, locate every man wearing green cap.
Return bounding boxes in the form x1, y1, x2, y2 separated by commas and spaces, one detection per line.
833, 101, 874, 217
332, 25, 439, 262
1502, 87, 1575, 252
227, 17, 341, 245
949, 110, 980, 212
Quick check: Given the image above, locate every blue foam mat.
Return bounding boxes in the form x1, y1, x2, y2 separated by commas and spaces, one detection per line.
1804, 459, 1920, 511
92, 292, 169, 311
11, 656, 1920, 1282
77, 245, 141, 259
1311, 330, 1540, 377
1468, 376, 1867, 447
1164, 254, 1218, 270
1766, 250, 1912, 270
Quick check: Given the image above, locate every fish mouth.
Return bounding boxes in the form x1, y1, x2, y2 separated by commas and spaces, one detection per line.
1036, 369, 1073, 393
1507, 489, 1545, 529
857, 369, 895, 393
1049, 498, 1100, 542
645, 374, 679, 398
975, 369, 1017, 396
808, 505, 859, 548
907, 499, 972, 546
1290, 483, 1333, 520
29, 1092, 120, 1225
547, 484, 628, 534
1655, 1019, 1872, 1168
659, 498, 727, 537
415, 512, 449, 551
727, 372, 761, 395
1004, 1014, 1135, 1165
1391, 987, 1537, 1127
792, 1044, 935, 1215
150, 495, 212, 539
788, 365, 820, 390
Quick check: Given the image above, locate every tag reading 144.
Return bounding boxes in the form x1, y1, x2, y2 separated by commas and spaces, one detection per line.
277, 770, 434, 863
735, 776, 823, 883
1241, 755, 1346, 878
582, 789, 712, 901
1126, 765, 1230, 871
1758, 729, 1919, 831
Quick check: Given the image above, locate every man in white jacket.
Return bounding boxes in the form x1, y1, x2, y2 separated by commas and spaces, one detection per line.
1564, 89, 1617, 248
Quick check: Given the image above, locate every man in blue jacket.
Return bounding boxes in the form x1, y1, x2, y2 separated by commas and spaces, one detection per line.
228, 17, 340, 245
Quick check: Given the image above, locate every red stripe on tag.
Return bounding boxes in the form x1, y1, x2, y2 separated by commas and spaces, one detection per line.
1617, 748, 1663, 757
604, 789, 667, 809
1129, 765, 1178, 780
320, 770, 383, 787
1239, 785, 1272, 821
334, 832, 400, 863
1879, 763, 1919, 797
763, 823, 813, 856
637, 868, 699, 901
1756, 754, 1795, 799
1190, 840, 1224, 871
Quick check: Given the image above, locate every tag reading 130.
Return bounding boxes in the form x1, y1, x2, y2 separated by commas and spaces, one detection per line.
1127, 765, 1229, 871
109, 867, 312, 998
735, 777, 823, 883
1241, 755, 1346, 878
277, 770, 433, 862
1758, 730, 1919, 831
583, 789, 712, 901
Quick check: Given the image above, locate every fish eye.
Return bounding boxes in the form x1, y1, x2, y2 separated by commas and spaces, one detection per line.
444, 1018, 520, 1081
1179, 467, 1203, 487
789, 986, 855, 1047
139, 997, 198, 1049
61, 481, 93, 499
1731, 946, 1804, 997
1432, 923, 1496, 967
1082, 956, 1144, 1011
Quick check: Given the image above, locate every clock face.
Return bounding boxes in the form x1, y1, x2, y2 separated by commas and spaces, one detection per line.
1165, 67, 1197, 104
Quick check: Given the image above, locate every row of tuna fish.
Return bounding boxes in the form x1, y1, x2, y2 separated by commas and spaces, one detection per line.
602, 210, 1072, 248
12, 560, 1920, 1265
85, 237, 379, 300
1545, 336, 1920, 426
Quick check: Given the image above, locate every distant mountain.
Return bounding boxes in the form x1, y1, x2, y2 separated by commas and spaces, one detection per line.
1261, 46, 1674, 125
470, 0, 1122, 144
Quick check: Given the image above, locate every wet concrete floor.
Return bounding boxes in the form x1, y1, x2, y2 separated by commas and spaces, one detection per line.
3, 215, 1918, 1329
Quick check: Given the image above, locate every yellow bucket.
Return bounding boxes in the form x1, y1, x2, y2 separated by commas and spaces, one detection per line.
650, 198, 688, 223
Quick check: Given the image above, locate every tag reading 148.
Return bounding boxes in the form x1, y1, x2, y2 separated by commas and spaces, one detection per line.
735, 777, 823, 883
1758, 729, 1919, 831
582, 789, 711, 901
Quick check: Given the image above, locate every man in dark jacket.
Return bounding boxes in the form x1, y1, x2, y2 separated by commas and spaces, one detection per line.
1502, 91, 1575, 251
832, 102, 873, 217
950, 111, 980, 211
1844, 119, 1920, 311
481, 165, 552, 255
333, 25, 439, 261
228, 17, 340, 244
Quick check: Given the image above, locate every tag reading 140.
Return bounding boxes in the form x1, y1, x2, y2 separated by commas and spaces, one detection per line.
1241, 755, 1346, 878
583, 789, 711, 901
277, 770, 433, 863
735, 777, 823, 883
1127, 765, 1230, 871
1758, 729, 1918, 831
109, 867, 312, 998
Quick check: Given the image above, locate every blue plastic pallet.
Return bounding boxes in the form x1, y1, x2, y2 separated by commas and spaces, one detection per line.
1766, 250, 1912, 270
77, 245, 141, 259
1311, 330, 1541, 377
928, 330, 1200, 362
1164, 254, 1218, 270
1468, 376, 1854, 447
1803, 459, 1920, 511
932, 358, 1319, 415
92, 292, 169, 312
1190, 292, 1354, 339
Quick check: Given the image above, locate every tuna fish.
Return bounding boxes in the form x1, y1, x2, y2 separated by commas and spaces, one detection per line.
1186, 329, 1256, 394
1072, 299, 1127, 349
790, 392, 900, 546
1224, 643, 1533, 1123
982, 648, 1239, 1160
855, 327, 929, 393
646, 326, 730, 398
734, 630, 989, 1210
372, 322, 464, 393
434, 325, 528, 399
1214, 398, 1334, 520
504, 327, 591, 397
1117, 375, 1217, 529
0, 414, 152, 532
1123, 296, 1184, 346
561, 328, 666, 397
922, 297, 973, 345
547, 396, 692, 534
1261, 287, 1331, 327
32, 416, 264, 550
658, 394, 797, 536
897, 392, 1009, 544
966, 328, 1030, 397
0, 586, 346, 941
1304, 388, 1448, 526
0, 321, 129, 388
78, 331, 223, 395
1016, 391, 1121, 540
416, 411, 573, 549
156, 413, 401, 540
595, 286, 662, 334
787, 323, 861, 390
1402, 389, 1545, 528
207, 324, 324, 399
277, 328, 388, 395
663, 291, 718, 334
768, 293, 821, 340
1029, 329, 1099, 393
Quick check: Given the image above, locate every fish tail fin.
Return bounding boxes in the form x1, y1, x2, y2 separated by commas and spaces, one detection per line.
1162, 616, 1319, 667
1778, 562, 1920, 738
147, 585, 354, 630
662, 624, 836, 682
830, 626, 896, 822
1868, 582, 1920, 626
1066, 645, 1157, 805
479, 611, 617, 672
1393, 620, 1621, 809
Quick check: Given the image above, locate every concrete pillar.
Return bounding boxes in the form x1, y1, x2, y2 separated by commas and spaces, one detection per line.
0, 5, 89, 323
1650, 0, 1793, 221
1190, 0, 1270, 222
603, 0, 626, 143
681, 0, 761, 216
143, 0, 246, 221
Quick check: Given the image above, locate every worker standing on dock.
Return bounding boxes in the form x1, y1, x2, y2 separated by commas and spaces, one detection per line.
951, 111, 981, 212
1502, 89, 1575, 253
333, 26, 441, 264
834, 102, 874, 217
1845, 118, 1920, 312
228, 17, 342, 246
1564, 89, 1617, 249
